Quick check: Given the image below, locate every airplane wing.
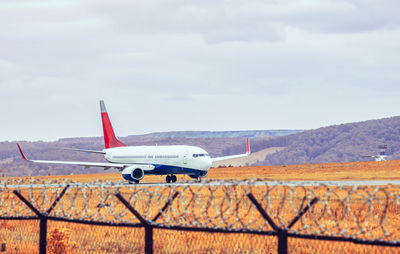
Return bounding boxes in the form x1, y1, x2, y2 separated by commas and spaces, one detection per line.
211, 138, 251, 162
17, 144, 154, 171
211, 153, 249, 162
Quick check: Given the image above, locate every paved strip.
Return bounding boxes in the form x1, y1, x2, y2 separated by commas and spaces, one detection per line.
1, 179, 400, 189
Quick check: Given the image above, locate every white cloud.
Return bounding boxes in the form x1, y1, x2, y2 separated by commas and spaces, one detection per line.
0, 0, 400, 141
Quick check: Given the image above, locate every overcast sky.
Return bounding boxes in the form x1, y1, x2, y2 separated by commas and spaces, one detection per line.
1, 0, 400, 141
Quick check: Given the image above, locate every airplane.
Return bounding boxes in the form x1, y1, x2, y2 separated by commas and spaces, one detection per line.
17, 100, 250, 183
362, 145, 388, 162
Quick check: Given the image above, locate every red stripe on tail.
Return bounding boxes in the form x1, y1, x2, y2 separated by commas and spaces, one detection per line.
100, 101, 126, 149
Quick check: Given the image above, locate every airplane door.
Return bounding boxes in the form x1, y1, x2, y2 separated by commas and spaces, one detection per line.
183, 151, 188, 164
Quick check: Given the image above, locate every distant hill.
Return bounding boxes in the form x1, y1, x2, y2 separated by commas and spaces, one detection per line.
139, 130, 303, 139
249, 116, 400, 166
5, 114, 400, 177
212, 147, 285, 168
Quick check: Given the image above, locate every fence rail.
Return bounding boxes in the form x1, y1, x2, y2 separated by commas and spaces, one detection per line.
1, 179, 400, 253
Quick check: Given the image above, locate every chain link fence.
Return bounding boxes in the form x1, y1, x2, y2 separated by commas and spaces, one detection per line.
1, 179, 400, 253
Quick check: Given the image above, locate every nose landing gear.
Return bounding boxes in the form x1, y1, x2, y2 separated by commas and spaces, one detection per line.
166, 174, 177, 183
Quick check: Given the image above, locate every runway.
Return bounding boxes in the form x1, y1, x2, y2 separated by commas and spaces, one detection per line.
2, 179, 400, 189
282, 179, 400, 186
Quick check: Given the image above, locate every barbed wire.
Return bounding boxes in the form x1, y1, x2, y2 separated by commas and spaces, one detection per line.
1, 179, 400, 244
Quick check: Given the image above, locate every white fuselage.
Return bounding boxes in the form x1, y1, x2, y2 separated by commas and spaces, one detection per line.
104, 145, 212, 176
373, 155, 387, 161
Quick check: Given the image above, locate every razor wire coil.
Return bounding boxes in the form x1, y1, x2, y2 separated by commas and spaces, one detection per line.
1, 179, 400, 244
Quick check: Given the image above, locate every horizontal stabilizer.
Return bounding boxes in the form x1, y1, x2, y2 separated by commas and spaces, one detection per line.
60, 148, 106, 154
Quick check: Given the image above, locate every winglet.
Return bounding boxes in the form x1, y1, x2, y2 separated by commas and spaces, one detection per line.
246, 137, 251, 155
17, 144, 28, 161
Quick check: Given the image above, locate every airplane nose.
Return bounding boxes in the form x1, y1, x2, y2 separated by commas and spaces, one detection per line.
204, 157, 212, 170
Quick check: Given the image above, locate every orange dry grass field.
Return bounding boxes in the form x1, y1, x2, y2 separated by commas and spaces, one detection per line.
208, 160, 400, 182
1, 161, 400, 253
3, 160, 400, 183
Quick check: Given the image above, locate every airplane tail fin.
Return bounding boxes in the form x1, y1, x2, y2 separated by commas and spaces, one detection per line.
100, 100, 126, 149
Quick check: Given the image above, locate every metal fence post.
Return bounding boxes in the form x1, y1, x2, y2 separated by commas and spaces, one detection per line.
145, 226, 153, 254
277, 229, 288, 254
39, 217, 47, 254
13, 185, 70, 254
116, 193, 154, 254
1, 243, 6, 252
116, 191, 179, 254
13, 190, 47, 254
248, 193, 318, 254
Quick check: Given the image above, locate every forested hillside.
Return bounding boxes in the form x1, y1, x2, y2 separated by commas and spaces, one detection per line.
253, 116, 400, 165
144, 130, 302, 138
3, 115, 400, 177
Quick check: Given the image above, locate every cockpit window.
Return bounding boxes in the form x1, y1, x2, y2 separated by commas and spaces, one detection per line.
193, 153, 210, 158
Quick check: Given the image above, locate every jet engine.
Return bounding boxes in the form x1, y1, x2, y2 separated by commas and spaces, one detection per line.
122, 166, 144, 181
189, 170, 208, 179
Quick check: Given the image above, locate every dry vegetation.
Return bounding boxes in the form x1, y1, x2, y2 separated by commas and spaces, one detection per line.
210, 160, 400, 181
3, 159, 400, 183
1, 161, 400, 253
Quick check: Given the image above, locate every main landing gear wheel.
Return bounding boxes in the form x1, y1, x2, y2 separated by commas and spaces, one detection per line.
134, 180, 140, 184
197, 177, 202, 183
166, 175, 177, 183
